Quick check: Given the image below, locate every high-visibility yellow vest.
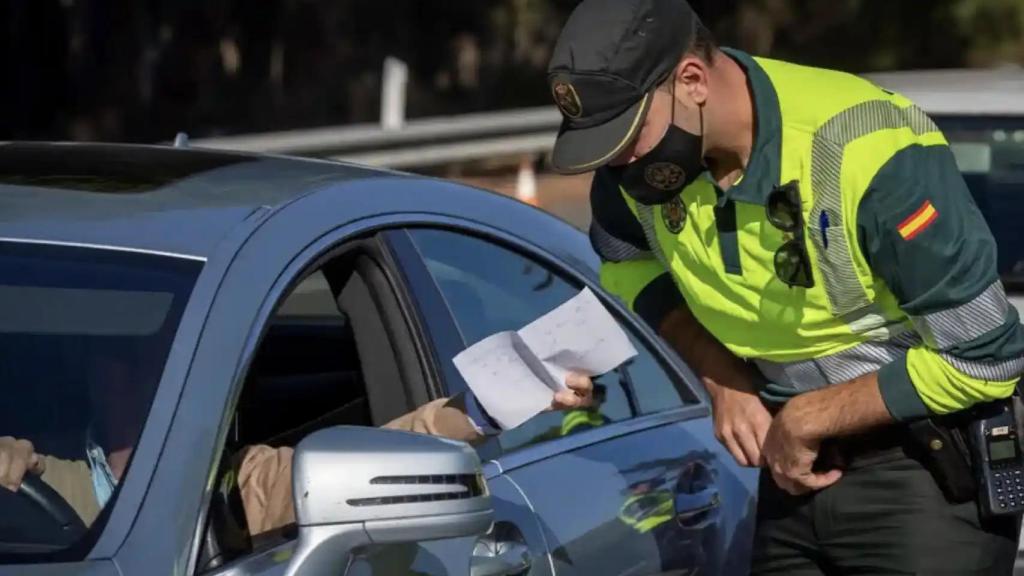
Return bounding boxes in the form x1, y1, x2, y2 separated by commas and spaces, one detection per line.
621, 50, 946, 391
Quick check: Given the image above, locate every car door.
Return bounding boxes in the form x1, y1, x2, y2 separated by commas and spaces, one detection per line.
182, 227, 546, 576
386, 226, 758, 576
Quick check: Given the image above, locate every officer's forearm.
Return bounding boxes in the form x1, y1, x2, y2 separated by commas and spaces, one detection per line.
658, 305, 758, 396
785, 372, 894, 441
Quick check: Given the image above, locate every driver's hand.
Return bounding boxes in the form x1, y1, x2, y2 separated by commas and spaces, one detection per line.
549, 372, 595, 411
0, 436, 45, 492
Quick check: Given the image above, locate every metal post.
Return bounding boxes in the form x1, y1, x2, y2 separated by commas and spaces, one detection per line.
381, 56, 409, 131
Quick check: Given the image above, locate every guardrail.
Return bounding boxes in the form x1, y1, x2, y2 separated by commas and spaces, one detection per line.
190, 106, 562, 169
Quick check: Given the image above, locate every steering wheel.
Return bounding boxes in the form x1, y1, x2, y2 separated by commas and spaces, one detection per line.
18, 475, 87, 545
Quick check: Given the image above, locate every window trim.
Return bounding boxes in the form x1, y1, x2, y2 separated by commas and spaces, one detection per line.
492, 404, 710, 475
383, 229, 473, 399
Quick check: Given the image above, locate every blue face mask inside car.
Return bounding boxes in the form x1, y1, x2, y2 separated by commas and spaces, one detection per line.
86, 437, 118, 509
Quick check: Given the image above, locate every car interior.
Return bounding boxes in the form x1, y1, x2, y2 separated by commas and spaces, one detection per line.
0, 327, 177, 554
0, 334, 109, 551
199, 241, 436, 571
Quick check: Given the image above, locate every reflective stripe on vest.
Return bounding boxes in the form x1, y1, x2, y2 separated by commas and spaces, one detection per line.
808, 101, 940, 319
911, 280, 1008, 350
754, 330, 921, 392
753, 280, 1024, 390
635, 204, 666, 267
755, 332, 1024, 391
590, 217, 654, 263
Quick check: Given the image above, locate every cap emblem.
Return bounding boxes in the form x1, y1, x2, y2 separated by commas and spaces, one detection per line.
552, 81, 583, 119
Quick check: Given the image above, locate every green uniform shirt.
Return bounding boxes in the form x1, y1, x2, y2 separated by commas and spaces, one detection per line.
590, 49, 1024, 421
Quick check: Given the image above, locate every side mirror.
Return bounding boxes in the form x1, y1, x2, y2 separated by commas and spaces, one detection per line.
284, 426, 493, 576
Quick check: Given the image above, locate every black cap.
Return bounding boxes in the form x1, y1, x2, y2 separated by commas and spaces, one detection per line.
548, 0, 699, 174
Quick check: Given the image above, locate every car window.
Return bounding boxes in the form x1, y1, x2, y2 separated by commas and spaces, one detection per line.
275, 270, 340, 318
407, 228, 689, 454
228, 266, 366, 453
0, 240, 200, 558
200, 252, 421, 571
937, 116, 1024, 288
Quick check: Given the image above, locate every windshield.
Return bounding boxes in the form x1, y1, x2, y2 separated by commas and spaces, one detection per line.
0, 240, 200, 557
937, 116, 1024, 290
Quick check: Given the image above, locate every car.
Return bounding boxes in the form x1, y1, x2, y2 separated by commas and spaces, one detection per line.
0, 142, 757, 576
868, 66, 1024, 574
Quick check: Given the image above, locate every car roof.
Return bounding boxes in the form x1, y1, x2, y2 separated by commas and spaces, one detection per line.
865, 67, 1024, 117
0, 142, 403, 259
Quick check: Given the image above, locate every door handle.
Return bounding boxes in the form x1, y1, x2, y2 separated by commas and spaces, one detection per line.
674, 488, 720, 528
471, 540, 532, 576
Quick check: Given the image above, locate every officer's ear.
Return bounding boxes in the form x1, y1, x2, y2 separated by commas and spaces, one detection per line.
673, 56, 709, 108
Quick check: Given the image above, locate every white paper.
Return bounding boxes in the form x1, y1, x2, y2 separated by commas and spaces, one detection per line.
518, 288, 638, 381
453, 288, 638, 429
452, 332, 555, 431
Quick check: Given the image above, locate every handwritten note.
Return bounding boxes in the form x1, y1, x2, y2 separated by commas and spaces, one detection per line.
453, 288, 638, 429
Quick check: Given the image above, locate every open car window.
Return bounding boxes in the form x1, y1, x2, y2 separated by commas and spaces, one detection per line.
405, 228, 694, 456
0, 241, 200, 559
198, 247, 421, 571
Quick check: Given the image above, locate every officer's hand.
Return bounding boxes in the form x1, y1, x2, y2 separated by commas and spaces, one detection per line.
549, 372, 595, 411
762, 401, 842, 495
0, 436, 45, 492
706, 378, 772, 467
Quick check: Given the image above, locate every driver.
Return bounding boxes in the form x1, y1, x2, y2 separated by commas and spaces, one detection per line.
0, 352, 593, 535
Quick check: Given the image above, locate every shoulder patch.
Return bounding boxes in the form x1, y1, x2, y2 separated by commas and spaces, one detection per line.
897, 200, 938, 240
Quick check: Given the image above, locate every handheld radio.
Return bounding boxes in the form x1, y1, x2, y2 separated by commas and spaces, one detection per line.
969, 397, 1024, 516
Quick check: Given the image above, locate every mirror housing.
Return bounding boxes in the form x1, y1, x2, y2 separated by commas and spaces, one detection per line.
284, 426, 493, 576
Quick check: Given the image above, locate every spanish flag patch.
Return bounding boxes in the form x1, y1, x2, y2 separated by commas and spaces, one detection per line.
897, 200, 938, 240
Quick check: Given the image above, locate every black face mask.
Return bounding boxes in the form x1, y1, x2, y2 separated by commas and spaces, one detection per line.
619, 98, 705, 206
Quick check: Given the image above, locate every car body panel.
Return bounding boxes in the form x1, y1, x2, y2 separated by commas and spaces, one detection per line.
10, 560, 120, 576
345, 476, 552, 576
505, 417, 756, 576
0, 142, 392, 258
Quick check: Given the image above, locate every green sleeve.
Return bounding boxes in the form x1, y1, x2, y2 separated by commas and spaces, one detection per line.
858, 143, 1024, 421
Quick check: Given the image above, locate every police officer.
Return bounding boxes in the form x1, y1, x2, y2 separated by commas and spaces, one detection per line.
548, 0, 1024, 573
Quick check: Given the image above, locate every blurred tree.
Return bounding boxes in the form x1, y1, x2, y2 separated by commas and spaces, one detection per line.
952, 0, 1024, 65
0, 0, 1021, 142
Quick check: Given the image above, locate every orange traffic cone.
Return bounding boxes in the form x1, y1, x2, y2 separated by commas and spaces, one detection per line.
515, 156, 539, 207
